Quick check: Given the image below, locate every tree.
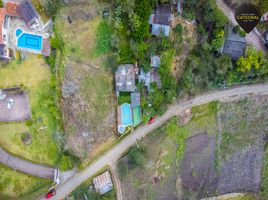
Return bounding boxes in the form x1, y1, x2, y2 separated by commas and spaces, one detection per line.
236, 47, 264, 73
46, 0, 60, 19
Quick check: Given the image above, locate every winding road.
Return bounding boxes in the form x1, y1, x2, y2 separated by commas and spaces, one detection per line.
0, 147, 55, 180
216, 0, 266, 53
46, 83, 268, 200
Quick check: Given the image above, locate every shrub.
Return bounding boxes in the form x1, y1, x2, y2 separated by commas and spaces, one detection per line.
45, 0, 60, 19
0, 0, 3, 7
58, 155, 72, 171
25, 120, 33, 126
94, 21, 112, 56
174, 24, 183, 35
127, 146, 147, 169
239, 29, 246, 37
117, 160, 128, 178
233, 25, 240, 33
118, 92, 131, 105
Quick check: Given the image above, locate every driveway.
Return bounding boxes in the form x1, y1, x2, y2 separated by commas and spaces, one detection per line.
46, 83, 268, 200
0, 93, 31, 122
0, 147, 55, 180
216, 0, 266, 53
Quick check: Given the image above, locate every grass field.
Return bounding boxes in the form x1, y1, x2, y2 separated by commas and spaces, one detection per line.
0, 55, 59, 165
56, 0, 117, 162
0, 163, 51, 199
118, 102, 218, 199
56, 1, 112, 63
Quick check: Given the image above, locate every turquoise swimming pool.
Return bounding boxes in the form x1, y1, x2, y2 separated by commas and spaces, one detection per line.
16, 29, 43, 52
121, 103, 132, 126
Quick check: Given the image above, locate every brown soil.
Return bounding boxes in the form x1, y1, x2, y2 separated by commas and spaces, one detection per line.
62, 58, 117, 162
181, 133, 217, 198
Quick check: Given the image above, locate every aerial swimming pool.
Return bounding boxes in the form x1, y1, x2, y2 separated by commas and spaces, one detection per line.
121, 103, 132, 126
16, 29, 43, 52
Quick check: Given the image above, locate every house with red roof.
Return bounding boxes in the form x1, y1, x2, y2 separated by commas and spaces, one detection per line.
0, 0, 51, 59
0, 7, 9, 59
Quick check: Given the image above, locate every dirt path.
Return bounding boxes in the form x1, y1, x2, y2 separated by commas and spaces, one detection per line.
216, 0, 266, 53
0, 147, 55, 180
109, 162, 123, 200
46, 84, 268, 200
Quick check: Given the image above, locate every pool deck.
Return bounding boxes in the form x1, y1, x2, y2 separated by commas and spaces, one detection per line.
7, 16, 50, 56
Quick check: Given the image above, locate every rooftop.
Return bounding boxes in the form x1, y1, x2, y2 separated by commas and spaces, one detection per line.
115, 64, 137, 92
222, 28, 247, 60
6, 2, 20, 17
17, 0, 39, 27
155, 4, 172, 25
131, 92, 141, 107
93, 171, 113, 195
151, 55, 161, 68
0, 8, 6, 44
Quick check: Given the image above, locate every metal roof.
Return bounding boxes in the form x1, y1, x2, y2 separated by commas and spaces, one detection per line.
17, 0, 38, 26
115, 64, 136, 92
155, 4, 172, 25
93, 171, 113, 195
223, 30, 247, 60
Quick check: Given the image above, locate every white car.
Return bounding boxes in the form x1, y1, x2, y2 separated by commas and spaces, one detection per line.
7, 99, 14, 110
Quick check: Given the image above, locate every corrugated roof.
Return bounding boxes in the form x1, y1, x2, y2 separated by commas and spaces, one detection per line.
0, 8, 6, 44
151, 24, 170, 36
17, 0, 38, 26
155, 4, 171, 25
223, 29, 247, 60
115, 64, 136, 92
93, 171, 113, 195
6, 2, 20, 17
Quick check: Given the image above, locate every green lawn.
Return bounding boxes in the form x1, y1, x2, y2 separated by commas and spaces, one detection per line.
56, 3, 112, 63
0, 55, 59, 165
0, 163, 51, 200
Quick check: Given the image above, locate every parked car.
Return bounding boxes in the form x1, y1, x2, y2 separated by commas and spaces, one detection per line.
148, 117, 156, 124
7, 99, 14, 110
45, 188, 56, 199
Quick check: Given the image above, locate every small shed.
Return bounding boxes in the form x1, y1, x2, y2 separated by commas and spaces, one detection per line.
93, 171, 113, 195
222, 28, 247, 60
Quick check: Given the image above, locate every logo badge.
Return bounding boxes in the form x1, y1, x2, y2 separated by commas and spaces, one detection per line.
235, 3, 261, 33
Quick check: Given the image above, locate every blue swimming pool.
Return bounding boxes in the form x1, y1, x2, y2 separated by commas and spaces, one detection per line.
16, 29, 43, 52
16, 29, 23, 37
121, 103, 132, 126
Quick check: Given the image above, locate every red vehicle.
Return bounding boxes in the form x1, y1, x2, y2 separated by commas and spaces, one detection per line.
45, 188, 56, 199
148, 117, 156, 124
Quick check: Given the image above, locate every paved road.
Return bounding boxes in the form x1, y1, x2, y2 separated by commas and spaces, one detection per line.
46, 84, 268, 200
0, 147, 55, 180
216, 0, 266, 53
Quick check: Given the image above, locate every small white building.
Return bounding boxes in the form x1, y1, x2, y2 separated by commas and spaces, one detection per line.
93, 171, 113, 195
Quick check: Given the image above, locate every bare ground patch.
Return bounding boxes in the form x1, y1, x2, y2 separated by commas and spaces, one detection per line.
62, 59, 117, 162
0, 92, 31, 122
181, 133, 217, 199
